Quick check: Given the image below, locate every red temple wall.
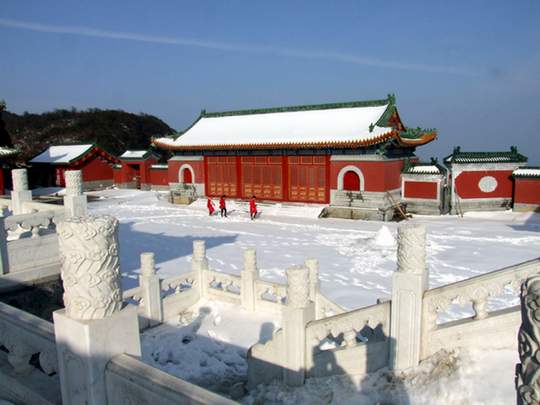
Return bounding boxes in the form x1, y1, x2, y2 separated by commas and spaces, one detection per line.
329, 159, 405, 192
454, 170, 514, 199
167, 159, 205, 184
403, 180, 438, 199
514, 178, 540, 204
149, 168, 169, 185
75, 155, 114, 182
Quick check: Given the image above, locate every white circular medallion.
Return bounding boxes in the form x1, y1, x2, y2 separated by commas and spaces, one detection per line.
478, 176, 498, 193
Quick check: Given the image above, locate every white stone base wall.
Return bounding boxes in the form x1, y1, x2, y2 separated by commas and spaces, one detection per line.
452, 197, 512, 214
169, 182, 205, 196
513, 203, 540, 212
402, 199, 442, 215
82, 179, 113, 191
115, 182, 137, 189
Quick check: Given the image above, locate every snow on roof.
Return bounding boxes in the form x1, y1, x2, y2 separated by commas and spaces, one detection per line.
157, 104, 393, 148
30, 144, 94, 164
0, 147, 18, 157
407, 165, 442, 174
513, 167, 540, 178
120, 150, 149, 159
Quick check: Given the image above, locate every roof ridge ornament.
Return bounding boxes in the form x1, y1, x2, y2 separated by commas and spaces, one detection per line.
387, 93, 396, 106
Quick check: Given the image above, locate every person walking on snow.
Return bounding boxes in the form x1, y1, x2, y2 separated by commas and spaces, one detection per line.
207, 197, 215, 216
249, 196, 257, 220
219, 195, 227, 217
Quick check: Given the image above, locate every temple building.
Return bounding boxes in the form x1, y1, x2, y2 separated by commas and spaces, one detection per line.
400, 159, 448, 215
113, 149, 167, 190
153, 94, 436, 220
29, 144, 119, 190
512, 167, 540, 212
444, 146, 527, 214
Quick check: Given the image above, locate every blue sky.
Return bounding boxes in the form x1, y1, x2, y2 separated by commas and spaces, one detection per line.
1, 1, 539, 163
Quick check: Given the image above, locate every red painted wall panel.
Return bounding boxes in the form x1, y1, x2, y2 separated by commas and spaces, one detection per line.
404, 180, 438, 199
514, 178, 540, 204
167, 159, 204, 184
330, 159, 405, 192
455, 170, 513, 199
75, 155, 114, 182
149, 169, 169, 185
113, 168, 122, 183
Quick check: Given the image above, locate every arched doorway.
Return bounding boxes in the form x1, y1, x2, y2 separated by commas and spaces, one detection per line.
343, 170, 360, 191
182, 168, 193, 183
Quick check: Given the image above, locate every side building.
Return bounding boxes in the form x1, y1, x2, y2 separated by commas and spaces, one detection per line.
444, 146, 527, 214
400, 159, 448, 215
29, 144, 119, 190
153, 94, 436, 220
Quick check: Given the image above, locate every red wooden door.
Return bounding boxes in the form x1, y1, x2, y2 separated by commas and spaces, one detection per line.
183, 168, 193, 183
206, 156, 237, 197
241, 156, 283, 200
343, 170, 360, 191
288, 156, 327, 202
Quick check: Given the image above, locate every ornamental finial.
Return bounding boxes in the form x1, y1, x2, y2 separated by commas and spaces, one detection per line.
387, 93, 396, 105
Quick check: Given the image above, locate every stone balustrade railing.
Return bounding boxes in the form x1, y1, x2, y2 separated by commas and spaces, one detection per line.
315, 291, 346, 318
106, 354, 237, 405
0, 301, 61, 403
423, 257, 540, 330
4, 209, 64, 240
306, 300, 391, 356
122, 241, 345, 327
205, 269, 242, 302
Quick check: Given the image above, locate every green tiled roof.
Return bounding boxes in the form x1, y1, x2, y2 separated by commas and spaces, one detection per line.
444, 146, 527, 165
402, 158, 446, 175
201, 94, 393, 119
513, 167, 540, 178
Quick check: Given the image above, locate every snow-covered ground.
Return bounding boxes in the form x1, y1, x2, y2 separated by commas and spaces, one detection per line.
89, 189, 540, 311
86, 189, 538, 404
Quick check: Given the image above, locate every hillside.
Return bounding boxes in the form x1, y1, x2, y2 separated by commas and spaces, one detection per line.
3, 108, 175, 162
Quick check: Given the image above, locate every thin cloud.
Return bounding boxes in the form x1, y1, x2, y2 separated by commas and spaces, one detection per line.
0, 18, 476, 76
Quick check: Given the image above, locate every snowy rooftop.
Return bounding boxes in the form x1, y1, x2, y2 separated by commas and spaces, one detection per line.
120, 150, 150, 159
513, 167, 540, 178
405, 165, 442, 175
30, 144, 94, 164
155, 102, 394, 149
0, 146, 18, 157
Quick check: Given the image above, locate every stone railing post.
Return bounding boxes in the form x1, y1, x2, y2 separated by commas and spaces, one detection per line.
53, 216, 141, 405
0, 213, 8, 275
63, 170, 88, 218
192, 240, 209, 299
389, 223, 428, 371
139, 252, 163, 327
10, 169, 32, 215
283, 264, 315, 386
516, 275, 540, 404
241, 248, 258, 311
305, 258, 320, 313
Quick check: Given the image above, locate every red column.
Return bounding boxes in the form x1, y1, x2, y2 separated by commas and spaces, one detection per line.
236, 156, 242, 199
203, 156, 209, 197
282, 155, 289, 202
325, 155, 331, 204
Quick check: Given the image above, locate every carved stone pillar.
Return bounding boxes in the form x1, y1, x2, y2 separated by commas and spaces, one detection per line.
516, 275, 540, 404
283, 264, 314, 386
12, 168, 28, 192
139, 252, 162, 326
192, 240, 209, 299
10, 169, 32, 215
64, 170, 87, 218
53, 215, 141, 405
57, 215, 122, 320
390, 223, 429, 371
305, 258, 320, 302
241, 248, 258, 311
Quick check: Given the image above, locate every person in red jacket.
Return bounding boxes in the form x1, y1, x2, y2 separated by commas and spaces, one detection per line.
207, 197, 215, 216
249, 195, 257, 220
219, 195, 227, 217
